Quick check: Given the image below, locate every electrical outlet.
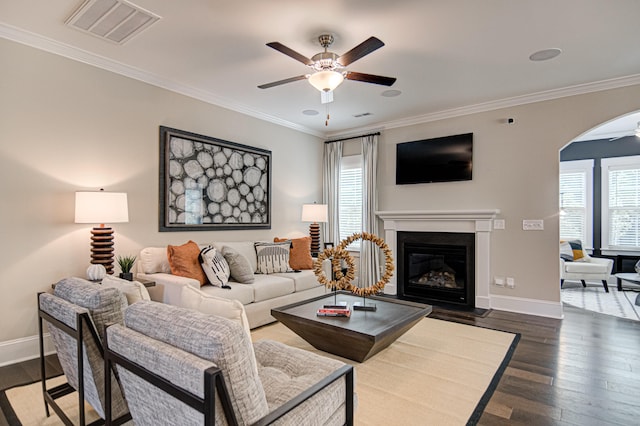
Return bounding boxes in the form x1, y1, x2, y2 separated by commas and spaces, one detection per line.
494, 277, 505, 286
506, 277, 515, 288
522, 220, 544, 231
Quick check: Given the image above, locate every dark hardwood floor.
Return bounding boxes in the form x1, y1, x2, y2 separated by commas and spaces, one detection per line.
1, 304, 638, 425
430, 304, 640, 425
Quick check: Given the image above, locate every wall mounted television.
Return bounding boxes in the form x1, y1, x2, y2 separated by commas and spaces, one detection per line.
396, 133, 473, 184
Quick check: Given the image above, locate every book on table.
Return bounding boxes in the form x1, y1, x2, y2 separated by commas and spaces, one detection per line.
316, 306, 351, 317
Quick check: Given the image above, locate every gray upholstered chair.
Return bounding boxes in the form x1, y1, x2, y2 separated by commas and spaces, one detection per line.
104, 300, 354, 425
38, 277, 131, 425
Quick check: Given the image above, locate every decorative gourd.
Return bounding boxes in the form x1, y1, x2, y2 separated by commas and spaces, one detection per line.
86, 264, 107, 281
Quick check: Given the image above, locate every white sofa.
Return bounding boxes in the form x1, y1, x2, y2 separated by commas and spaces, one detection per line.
136, 241, 329, 329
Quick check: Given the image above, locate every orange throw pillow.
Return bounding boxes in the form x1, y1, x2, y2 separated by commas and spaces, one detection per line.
274, 236, 313, 270
167, 240, 207, 286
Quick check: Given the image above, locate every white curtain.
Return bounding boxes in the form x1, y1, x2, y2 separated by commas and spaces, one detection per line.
359, 134, 380, 288
323, 141, 342, 247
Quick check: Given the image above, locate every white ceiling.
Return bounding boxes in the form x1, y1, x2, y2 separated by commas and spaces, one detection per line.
2, 0, 640, 138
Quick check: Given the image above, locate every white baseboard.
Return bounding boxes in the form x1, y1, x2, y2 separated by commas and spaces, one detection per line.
0, 333, 55, 367
476, 296, 491, 310
490, 294, 564, 319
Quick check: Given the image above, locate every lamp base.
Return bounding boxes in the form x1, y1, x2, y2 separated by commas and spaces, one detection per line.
90, 226, 114, 274
309, 222, 320, 256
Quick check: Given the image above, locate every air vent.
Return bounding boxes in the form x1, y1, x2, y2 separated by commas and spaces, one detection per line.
66, 0, 160, 44
353, 112, 373, 118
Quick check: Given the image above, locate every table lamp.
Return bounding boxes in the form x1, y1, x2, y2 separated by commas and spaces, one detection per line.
75, 189, 129, 274
301, 203, 328, 256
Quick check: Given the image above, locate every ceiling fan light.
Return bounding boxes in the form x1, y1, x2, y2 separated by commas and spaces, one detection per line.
308, 71, 344, 92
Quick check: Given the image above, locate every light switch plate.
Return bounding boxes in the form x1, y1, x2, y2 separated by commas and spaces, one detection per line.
494, 219, 505, 230
522, 219, 544, 230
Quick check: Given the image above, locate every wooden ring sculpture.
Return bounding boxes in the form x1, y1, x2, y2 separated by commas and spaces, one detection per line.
337, 232, 395, 297
313, 246, 356, 290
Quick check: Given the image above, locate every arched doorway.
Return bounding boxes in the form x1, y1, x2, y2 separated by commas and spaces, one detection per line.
559, 111, 640, 320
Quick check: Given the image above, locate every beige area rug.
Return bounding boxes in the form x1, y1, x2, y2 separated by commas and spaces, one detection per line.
2, 376, 102, 426
252, 318, 519, 426
2, 318, 517, 426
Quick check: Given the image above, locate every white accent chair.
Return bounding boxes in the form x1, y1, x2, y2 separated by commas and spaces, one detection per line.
560, 244, 613, 292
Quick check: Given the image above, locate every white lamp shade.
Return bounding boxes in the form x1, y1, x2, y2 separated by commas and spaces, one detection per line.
308, 71, 344, 92
75, 191, 129, 224
301, 203, 328, 223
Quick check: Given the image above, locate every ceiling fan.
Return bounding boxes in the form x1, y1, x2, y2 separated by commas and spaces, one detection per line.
258, 34, 397, 96
609, 121, 640, 141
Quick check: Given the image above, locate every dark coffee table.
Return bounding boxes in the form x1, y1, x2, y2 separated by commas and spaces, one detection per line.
614, 273, 640, 306
271, 291, 432, 362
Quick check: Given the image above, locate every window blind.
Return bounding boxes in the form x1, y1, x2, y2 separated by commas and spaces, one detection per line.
607, 166, 640, 248
559, 159, 593, 247
601, 156, 640, 250
339, 155, 362, 250
560, 171, 587, 242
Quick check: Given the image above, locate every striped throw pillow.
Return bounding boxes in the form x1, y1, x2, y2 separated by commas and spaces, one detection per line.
199, 245, 231, 287
254, 242, 292, 274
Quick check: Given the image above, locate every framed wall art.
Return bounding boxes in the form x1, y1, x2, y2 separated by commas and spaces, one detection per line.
159, 126, 271, 231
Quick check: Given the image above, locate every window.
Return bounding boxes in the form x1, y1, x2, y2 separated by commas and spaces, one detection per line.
339, 155, 362, 250
602, 155, 640, 250
559, 160, 593, 247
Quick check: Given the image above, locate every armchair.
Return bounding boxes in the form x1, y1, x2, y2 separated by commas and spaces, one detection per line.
38, 277, 131, 425
560, 241, 613, 292
104, 301, 354, 425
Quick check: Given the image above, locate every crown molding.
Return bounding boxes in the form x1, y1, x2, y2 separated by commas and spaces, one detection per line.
326, 74, 640, 139
4, 23, 639, 141
0, 23, 324, 138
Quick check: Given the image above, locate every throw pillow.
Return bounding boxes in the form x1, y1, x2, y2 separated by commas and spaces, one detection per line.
254, 241, 293, 274
101, 275, 151, 305
199, 245, 231, 287
221, 246, 255, 283
560, 241, 574, 261
180, 285, 251, 338
139, 247, 172, 274
167, 240, 207, 286
568, 240, 585, 261
274, 236, 313, 270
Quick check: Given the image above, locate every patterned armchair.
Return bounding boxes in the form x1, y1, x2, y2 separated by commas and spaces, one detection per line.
38, 277, 131, 425
104, 301, 354, 425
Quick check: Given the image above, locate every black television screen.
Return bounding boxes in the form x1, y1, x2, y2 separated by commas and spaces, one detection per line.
396, 133, 473, 184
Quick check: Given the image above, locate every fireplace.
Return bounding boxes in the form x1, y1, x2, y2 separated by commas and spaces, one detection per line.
377, 209, 499, 310
397, 231, 475, 308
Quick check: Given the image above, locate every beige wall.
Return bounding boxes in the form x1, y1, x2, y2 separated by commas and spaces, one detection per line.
378, 85, 640, 310
0, 39, 322, 363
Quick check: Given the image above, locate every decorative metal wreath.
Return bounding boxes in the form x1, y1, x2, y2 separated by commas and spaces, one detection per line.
313, 232, 395, 297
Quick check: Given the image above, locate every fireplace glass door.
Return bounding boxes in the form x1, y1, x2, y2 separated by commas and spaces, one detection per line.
398, 232, 475, 308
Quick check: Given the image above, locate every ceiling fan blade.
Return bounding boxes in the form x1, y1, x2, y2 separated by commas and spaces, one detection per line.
258, 75, 307, 89
337, 37, 385, 66
345, 71, 396, 86
266, 42, 314, 66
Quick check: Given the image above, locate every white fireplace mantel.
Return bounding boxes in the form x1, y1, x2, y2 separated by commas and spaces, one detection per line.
376, 209, 500, 309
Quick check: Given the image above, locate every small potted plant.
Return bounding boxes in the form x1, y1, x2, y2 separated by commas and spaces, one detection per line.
117, 255, 137, 281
